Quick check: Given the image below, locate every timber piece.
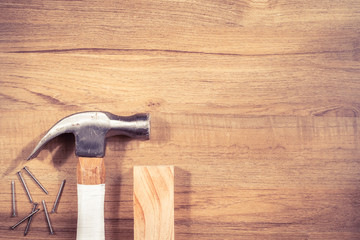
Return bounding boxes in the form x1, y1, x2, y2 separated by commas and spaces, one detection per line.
134, 166, 174, 240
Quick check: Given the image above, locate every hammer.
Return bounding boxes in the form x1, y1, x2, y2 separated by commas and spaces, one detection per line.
28, 111, 150, 240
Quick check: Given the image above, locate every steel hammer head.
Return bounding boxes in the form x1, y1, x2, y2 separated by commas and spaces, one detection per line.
28, 112, 150, 160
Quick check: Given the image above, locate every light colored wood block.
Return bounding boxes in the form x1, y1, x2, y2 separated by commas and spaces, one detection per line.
134, 166, 174, 240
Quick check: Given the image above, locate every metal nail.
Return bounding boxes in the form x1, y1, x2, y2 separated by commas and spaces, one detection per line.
17, 171, 33, 203
11, 180, 16, 217
24, 203, 38, 236
51, 179, 66, 213
10, 209, 40, 230
23, 166, 48, 194
42, 200, 54, 234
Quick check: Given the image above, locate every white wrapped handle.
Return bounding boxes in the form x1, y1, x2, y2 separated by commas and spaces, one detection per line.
77, 184, 105, 240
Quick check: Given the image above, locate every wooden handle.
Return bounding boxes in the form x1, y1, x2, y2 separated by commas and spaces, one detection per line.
76, 157, 106, 240
77, 157, 105, 185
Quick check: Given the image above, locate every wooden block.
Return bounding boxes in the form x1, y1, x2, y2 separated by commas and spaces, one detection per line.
134, 166, 174, 240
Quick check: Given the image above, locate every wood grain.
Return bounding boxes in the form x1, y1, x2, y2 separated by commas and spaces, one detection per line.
0, 0, 359, 239
77, 157, 105, 185
134, 166, 174, 240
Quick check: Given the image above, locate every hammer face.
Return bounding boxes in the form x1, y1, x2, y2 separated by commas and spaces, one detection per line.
28, 112, 150, 160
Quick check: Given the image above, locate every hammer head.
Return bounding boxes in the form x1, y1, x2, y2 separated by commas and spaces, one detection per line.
28, 112, 150, 159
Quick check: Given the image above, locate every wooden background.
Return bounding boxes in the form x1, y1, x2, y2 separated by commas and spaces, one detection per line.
1, 0, 360, 239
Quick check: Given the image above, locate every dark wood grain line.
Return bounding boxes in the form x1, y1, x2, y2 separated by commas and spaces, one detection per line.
1, 84, 79, 108
0, 92, 33, 106
6, 48, 354, 57
30, 91, 67, 106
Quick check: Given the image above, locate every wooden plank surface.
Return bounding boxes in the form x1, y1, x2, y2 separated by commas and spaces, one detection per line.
134, 166, 174, 240
0, 0, 360, 239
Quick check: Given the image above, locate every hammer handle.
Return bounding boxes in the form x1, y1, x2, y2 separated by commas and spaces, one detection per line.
77, 157, 105, 184
77, 157, 106, 240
